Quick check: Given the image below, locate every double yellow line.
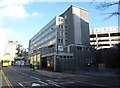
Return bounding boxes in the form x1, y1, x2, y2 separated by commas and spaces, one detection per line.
1, 70, 14, 88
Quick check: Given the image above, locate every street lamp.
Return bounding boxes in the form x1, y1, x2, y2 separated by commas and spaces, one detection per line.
51, 26, 59, 71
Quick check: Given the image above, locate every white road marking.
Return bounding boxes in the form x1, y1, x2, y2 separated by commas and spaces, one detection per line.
19, 80, 48, 87
30, 76, 41, 80
56, 79, 74, 84
46, 80, 66, 88
42, 74, 60, 78
19, 83, 25, 88
20, 81, 38, 83
32, 83, 41, 87
22, 73, 28, 76
38, 80, 48, 86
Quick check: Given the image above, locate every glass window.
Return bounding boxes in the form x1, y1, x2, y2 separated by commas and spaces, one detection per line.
61, 25, 63, 29
59, 18, 61, 22
58, 39, 60, 43
90, 34, 96, 38
110, 33, 120, 36
61, 39, 63, 43
67, 56, 69, 58
65, 15, 67, 19
60, 30, 63, 36
60, 56, 62, 58
59, 25, 60, 29
97, 34, 108, 37
77, 46, 82, 51
64, 56, 66, 58
61, 19, 63, 22
85, 47, 89, 52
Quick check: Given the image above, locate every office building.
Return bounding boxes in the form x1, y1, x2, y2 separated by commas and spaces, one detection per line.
29, 5, 94, 71
90, 26, 120, 50
4, 40, 18, 65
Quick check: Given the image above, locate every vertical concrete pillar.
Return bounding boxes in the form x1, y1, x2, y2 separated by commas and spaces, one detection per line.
53, 55, 56, 71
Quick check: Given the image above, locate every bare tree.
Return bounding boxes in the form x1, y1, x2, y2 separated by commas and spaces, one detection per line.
93, 1, 120, 19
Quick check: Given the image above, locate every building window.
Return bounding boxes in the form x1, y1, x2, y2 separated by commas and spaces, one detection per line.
110, 33, 120, 36
65, 32, 67, 35
67, 56, 69, 59
85, 47, 89, 52
76, 46, 82, 51
90, 34, 96, 38
58, 39, 60, 43
60, 30, 64, 36
60, 56, 62, 58
86, 59, 93, 64
61, 25, 63, 29
64, 15, 67, 19
98, 34, 109, 37
90, 40, 96, 42
64, 56, 66, 58
58, 25, 60, 29
61, 39, 63, 43
59, 18, 61, 22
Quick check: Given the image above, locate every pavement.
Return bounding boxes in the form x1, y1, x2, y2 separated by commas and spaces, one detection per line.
18, 66, 120, 88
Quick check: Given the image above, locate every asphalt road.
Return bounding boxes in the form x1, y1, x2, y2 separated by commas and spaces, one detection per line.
1, 66, 112, 88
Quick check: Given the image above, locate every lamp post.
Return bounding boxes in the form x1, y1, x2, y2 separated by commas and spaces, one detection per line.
51, 27, 59, 71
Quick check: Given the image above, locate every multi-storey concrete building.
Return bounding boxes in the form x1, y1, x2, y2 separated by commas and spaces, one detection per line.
90, 26, 120, 50
29, 16, 64, 53
29, 5, 94, 71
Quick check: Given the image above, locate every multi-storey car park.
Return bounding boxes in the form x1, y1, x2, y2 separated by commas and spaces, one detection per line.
28, 5, 94, 72
90, 26, 120, 50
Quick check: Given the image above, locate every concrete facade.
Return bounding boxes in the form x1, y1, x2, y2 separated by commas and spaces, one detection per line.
90, 26, 120, 50
4, 40, 18, 65
60, 5, 90, 46
29, 5, 94, 71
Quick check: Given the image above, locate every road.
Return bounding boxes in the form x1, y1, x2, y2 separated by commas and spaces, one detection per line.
1, 66, 112, 88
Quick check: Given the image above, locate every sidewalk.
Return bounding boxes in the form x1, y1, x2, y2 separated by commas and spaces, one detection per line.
14, 66, 120, 87
33, 68, 120, 87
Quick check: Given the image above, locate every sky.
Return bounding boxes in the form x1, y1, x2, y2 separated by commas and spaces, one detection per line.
0, 0, 118, 50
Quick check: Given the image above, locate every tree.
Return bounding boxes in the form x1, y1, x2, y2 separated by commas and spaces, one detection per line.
94, 1, 120, 19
